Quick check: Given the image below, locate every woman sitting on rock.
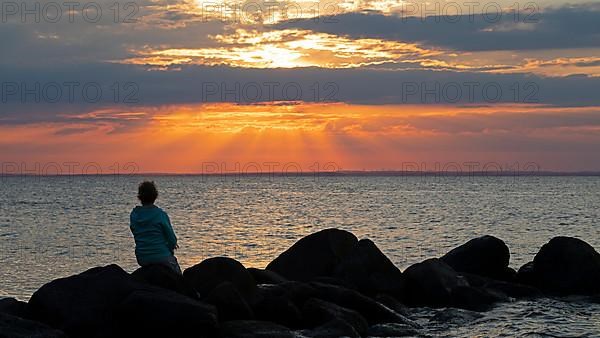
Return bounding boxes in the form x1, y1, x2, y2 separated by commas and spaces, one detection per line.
130, 181, 182, 275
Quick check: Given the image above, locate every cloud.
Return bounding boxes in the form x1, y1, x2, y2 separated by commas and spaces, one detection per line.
1, 62, 600, 128
53, 127, 97, 136
278, 3, 600, 51
0, 0, 227, 66
404, 109, 600, 134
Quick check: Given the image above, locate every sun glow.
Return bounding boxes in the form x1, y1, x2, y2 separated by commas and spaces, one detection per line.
5, 102, 596, 173
124, 29, 441, 69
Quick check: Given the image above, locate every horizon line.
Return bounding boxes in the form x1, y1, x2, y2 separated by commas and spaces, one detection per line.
3, 170, 600, 177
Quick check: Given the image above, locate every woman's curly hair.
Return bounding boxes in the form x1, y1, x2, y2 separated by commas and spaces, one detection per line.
138, 181, 158, 205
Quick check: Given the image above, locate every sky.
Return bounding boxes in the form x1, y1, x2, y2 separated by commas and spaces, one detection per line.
1, 0, 599, 173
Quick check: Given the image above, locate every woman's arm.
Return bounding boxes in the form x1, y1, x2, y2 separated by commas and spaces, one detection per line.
161, 211, 178, 251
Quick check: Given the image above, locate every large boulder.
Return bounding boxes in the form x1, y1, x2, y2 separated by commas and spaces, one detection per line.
403, 259, 503, 311
402, 258, 468, 307
309, 282, 419, 328
277, 281, 318, 306
0, 298, 27, 317
462, 273, 542, 299
115, 289, 218, 337
252, 285, 302, 328
516, 261, 535, 285
247, 268, 288, 285
373, 294, 409, 317
302, 298, 368, 335
27, 264, 218, 338
266, 229, 358, 281
332, 239, 404, 297
184, 257, 257, 301
27, 264, 140, 337
482, 280, 542, 299
205, 282, 254, 321
311, 277, 353, 289
525, 237, 600, 295
132, 264, 197, 298
449, 285, 506, 312
441, 235, 513, 281
219, 320, 297, 338
0, 312, 67, 338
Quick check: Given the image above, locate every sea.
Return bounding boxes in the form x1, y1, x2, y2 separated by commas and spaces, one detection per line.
1, 175, 600, 336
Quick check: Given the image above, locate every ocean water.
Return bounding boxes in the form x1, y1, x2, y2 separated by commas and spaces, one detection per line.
1, 175, 600, 336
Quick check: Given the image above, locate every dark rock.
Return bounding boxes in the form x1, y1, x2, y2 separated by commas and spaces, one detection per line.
219, 320, 297, 338
27, 264, 140, 337
309, 282, 419, 328
248, 268, 288, 285
311, 277, 353, 289
0, 312, 67, 338
462, 272, 542, 299
403, 259, 506, 311
277, 281, 318, 306
252, 285, 302, 328
528, 237, 600, 295
184, 257, 257, 301
459, 272, 487, 288
367, 323, 423, 337
302, 298, 368, 335
27, 264, 219, 338
205, 282, 254, 321
484, 280, 543, 299
441, 235, 513, 281
266, 229, 358, 281
333, 239, 404, 297
373, 294, 410, 317
0, 298, 27, 317
250, 281, 318, 328
402, 258, 468, 307
300, 319, 360, 338
132, 264, 197, 298
252, 284, 288, 299
503, 267, 518, 281
516, 261, 535, 285
116, 289, 218, 338
450, 285, 504, 312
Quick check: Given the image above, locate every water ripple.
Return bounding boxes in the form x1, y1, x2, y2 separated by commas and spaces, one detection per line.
1, 176, 600, 336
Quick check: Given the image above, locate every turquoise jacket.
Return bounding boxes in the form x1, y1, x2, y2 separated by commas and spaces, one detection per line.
130, 205, 177, 266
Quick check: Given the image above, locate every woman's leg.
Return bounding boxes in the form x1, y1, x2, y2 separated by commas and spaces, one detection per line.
164, 255, 183, 275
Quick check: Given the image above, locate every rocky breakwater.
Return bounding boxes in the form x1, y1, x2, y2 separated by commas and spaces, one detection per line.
2, 228, 600, 337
